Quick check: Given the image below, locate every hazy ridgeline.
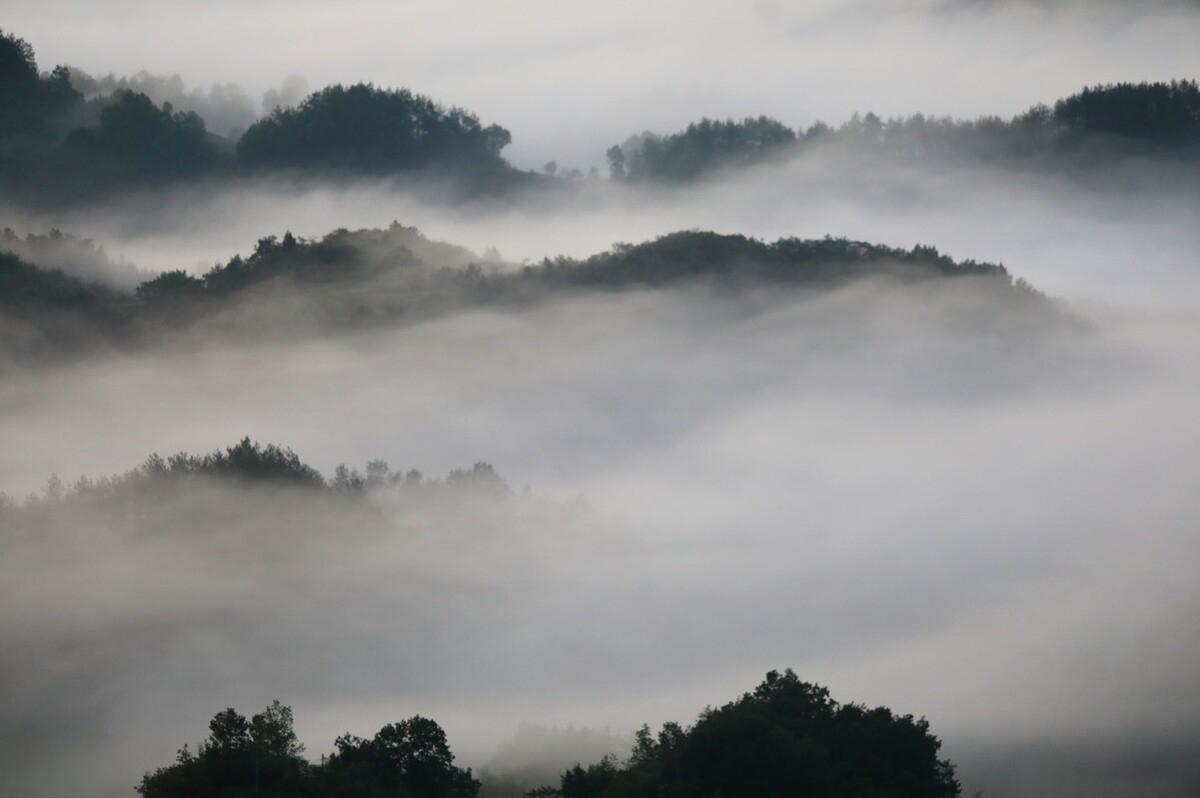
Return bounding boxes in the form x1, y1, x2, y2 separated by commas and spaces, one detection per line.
0, 222, 1052, 371
3, 26, 1200, 210
3, 4, 1200, 798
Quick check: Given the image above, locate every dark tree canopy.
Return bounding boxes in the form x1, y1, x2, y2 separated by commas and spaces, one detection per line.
130, 674, 958, 798
4, 28, 1199, 203
62, 90, 219, 183
1052, 79, 1200, 143
0, 32, 523, 205
325, 716, 481, 798
533, 670, 960, 798
136, 705, 479, 798
237, 83, 513, 177
137, 703, 314, 798
608, 116, 797, 181
609, 79, 1200, 181
0, 224, 1046, 368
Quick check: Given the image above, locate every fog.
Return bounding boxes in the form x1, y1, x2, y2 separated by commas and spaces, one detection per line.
7, 0, 1200, 168
5, 146, 1200, 308
3, 2, 1200, 797
2, 272, 1199, 796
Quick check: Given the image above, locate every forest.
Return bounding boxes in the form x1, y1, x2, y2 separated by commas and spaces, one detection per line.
0, 222, 1049, 368
132, 670, 958, 798
605, 79, 1200, 182
4, 27, 1200, 206
3, 6, 1200, 797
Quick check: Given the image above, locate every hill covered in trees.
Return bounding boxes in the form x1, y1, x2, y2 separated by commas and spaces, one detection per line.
0, 223, 1049, 367
0, 29, 527, 204
3, 26, 1199, 204
133, 670, 958, 798
607, 80, 1200, 182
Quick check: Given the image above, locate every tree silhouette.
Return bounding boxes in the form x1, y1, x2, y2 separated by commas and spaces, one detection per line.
237, 83, 513, 179
531, 670, 960, 798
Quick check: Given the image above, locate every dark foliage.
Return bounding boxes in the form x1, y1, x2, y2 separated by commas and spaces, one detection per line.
0, 437, 508, 517
0, 32, 521, 205
237, 83, 513, 178
322, 717, 482, 798
609, 79, 1200, 181
1053, 80, 1200, 144
0, 249, 135, 359
137, 704, 479, 798
607, 116, 797, 181
131, 673, 958, 798
61, 90, 220, 186
0, 225, 1044, 368
4, 28, 1199, 200
532, 231, 1009, 289
532, 669, 959, 798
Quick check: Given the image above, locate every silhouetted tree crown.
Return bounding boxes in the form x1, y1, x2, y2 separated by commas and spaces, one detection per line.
63, 90, 218, 182
237, 83, 513, 176
609, 79, 1200, 181
0, 224, 1047, 368
608, 116, 797, 181
4, 28, 1199, 202
137, 704, 479, 798
131, 673, 958, 798
532, 669, 959, 798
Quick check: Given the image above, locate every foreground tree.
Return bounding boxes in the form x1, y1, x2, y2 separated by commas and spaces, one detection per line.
137, 705, 479, 798
137, 703, 311, 798
532, 670, 960, 798
322, 716, 481, 798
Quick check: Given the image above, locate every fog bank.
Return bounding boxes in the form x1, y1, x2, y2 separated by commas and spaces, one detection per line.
2, 280, 1198, 797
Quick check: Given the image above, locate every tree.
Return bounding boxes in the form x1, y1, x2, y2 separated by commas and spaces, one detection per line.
325, 715, 481, 797
251, 700, 305, 758
206, 708, 251, 753
536, 670, 960, 798
139, 703, 310, 798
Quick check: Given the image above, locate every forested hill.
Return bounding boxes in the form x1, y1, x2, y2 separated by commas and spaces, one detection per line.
0, 29, 529, 205
3, 25, 1200, 204
0, 223, 1046, 366
606, 80, 1200, 182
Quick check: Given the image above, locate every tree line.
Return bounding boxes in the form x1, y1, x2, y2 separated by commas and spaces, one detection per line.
609, 79, 1200, 182
0, 223, 1044, 366
135, 670, 959, 798
4, 27, 1199, 202
0, 29, 523, 205
0, 436, 507, 515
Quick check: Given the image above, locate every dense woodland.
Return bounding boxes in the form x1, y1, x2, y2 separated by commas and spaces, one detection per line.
0, 222, 1045, 367
607, 80, 1200, 182
2, 28, 1199, 204
134, 670, 959, 798
0, 30, 527, 204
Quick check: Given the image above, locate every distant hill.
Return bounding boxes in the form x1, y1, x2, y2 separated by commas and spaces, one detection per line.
0, 223, 1051, 368
0, 29, 528, 205
607, 80, 1200, 182
3, 27, 1199, 204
